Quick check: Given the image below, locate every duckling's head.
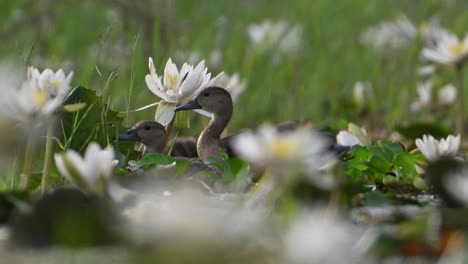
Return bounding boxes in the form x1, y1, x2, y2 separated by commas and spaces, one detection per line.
117, 121, 166, 152
175, 86, 232, 115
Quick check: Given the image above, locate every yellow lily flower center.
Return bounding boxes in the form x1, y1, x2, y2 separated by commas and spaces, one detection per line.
167, 74, 180, 88
34, 89, 47, 107
269, 138, 296, 159
449, 42, 468, 56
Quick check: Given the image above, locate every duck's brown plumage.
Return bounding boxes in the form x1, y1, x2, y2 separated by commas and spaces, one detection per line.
117, 120, 217, 175
117, 120, 197, 157
176, 87, 234, 161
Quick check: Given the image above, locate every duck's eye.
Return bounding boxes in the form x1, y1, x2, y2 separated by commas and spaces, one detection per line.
144, 126, 151, 131
203, 92, 210, 97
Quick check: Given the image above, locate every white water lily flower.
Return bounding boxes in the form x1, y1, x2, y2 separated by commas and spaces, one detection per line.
411, 81, 433, 112
145, 57, 214, 125
194, 72, 246, 118
336, 131, 363, 147
422, 32, 468, 65
352, 81, 372, 106
283, 210, 375, 264
419, 19, 452, 48
4, 66, 73, 122
54, 142, 115, 191
233, 124, 334, 176
415, 134, 460, 161
438, 84, 457, 106
125, 187, 271, 255
361, 15, 417, 51
247, 19, 303, 54
211, 72, 246, 103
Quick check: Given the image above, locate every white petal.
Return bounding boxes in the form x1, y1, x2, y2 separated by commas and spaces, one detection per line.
154, 101, 176, 126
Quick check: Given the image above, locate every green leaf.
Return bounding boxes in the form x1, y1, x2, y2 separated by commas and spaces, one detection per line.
393, 152, 422, 181
60, 86, 127, 154
368, 156, 392, 173
139, 153, 175, 169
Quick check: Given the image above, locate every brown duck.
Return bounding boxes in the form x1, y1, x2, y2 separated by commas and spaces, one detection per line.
117, 120, 197, 157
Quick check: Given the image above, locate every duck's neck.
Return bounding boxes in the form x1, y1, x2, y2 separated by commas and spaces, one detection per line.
198, 108, 232, 160
142, 141, 166, 155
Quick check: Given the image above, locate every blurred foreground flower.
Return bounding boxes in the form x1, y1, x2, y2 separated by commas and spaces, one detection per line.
233, 124, 333, 174
247, 19, 303, 55
422, 32, 468, 66
283, 210, 375, 264
415, 134, 460, 161
145, 57, 217, 125
54, 142, 116, 192
3, 66, 73, 122
124, 188, 275, 262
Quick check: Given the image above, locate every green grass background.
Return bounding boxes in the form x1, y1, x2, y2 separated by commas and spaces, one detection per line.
1, 0, 467, 134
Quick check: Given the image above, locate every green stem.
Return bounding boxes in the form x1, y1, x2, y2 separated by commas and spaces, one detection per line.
41, 118, 55, 194
20, 134, 34, 190
164, 115, 175, 149
456, 65, 465, 142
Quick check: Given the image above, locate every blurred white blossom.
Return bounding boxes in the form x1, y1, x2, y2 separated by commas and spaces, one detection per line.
233, 124, 335, 179
145, 57, 218, 125
411, 81, 433, 112
247, 19, 303, 55
124, 187, 274, 259
2, 66, 73, 122
422, 32, 468, 66
54, 142, 115, 191
415, 134, 460, 161
353, 81, 372, 106
336, 131, 363, 147
419, 19, 452, 48
361, 15, 416, 51
283, 210, 375, 264
411, 81, 457, 111
362, 15, 453, 53
438, 84, 457, 106
337, 123, 370, 147
211, 72, 246, 103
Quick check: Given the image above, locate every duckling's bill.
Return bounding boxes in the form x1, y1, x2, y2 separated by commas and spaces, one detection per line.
175, 99, 202, 112
117, 128, 141, 141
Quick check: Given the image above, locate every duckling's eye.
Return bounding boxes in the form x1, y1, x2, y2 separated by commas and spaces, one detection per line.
203, 92, 210, 97
144, 126, 151, 131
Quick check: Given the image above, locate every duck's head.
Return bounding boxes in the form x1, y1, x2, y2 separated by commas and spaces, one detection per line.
117, 121, 166, 151
175, 86, 232, 115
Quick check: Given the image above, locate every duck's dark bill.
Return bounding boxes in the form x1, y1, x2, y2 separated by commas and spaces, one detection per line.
175, 99, 202, 111
117, 128, 141, 141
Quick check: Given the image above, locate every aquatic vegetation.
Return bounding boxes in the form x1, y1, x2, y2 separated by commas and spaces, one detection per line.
1, 1, 468, 262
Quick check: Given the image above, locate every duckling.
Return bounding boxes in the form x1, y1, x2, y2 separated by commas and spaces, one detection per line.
117, 120, 218, 176
117, 120, 197, 157
176, 87, 235, 161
